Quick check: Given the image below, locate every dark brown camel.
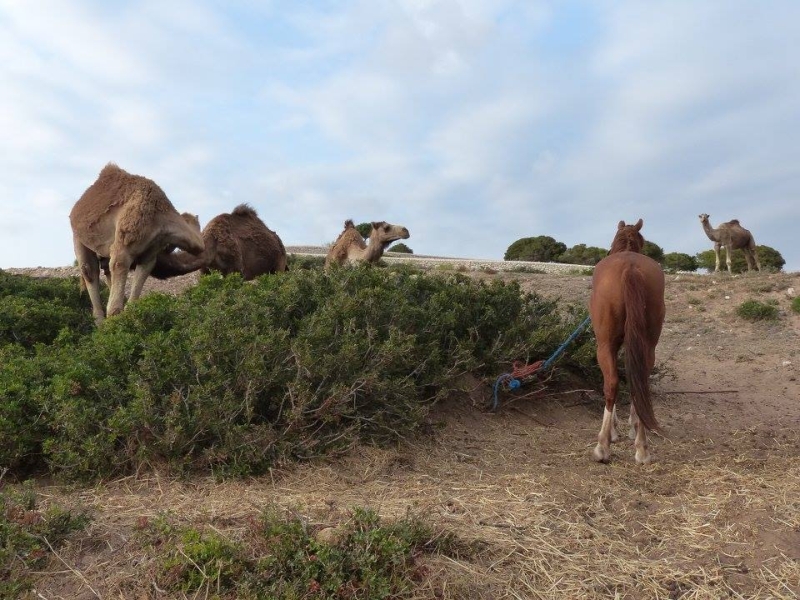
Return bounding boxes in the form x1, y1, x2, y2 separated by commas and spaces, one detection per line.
151, 204, 288, 279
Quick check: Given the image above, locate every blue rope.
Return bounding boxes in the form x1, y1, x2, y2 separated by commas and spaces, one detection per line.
491, 315, 592, 411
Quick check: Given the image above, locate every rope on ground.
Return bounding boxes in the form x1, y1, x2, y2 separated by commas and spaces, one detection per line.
492, 315, 592, 411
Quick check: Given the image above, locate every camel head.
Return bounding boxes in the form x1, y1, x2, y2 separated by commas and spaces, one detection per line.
370, 221, 410, 249
698, 213, 710, 224
181, 212, 201, 233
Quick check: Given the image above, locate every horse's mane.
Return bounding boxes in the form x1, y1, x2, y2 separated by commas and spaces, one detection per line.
609, 229, 644, 254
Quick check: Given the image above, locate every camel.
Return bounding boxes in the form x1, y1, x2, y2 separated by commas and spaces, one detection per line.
698, 213, 761, 274
70, 163, 205, 323
150, 203, 288, 279
325, 219, 410, 268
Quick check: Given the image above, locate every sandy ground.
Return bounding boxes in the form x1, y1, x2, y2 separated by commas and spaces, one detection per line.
8, 265, 800, 599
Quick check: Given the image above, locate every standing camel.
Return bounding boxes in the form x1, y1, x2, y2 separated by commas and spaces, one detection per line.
150, 203, 288, 279
698, 214, 761, 274
325, 219, 410, 269
69, 163, 205, 323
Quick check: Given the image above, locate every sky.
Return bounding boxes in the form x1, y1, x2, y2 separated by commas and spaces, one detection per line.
1, 1, 799, 271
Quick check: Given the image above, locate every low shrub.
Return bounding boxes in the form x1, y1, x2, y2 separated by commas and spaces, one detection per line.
148, 506, 467, 599
0, 271, 96, 350
1, 268, 597, 480
735, 300, 779, 321
791, 296, 800, 314
0, 482, 89, 598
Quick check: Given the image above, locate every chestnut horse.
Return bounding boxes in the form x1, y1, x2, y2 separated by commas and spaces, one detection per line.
589, 219, 665, 464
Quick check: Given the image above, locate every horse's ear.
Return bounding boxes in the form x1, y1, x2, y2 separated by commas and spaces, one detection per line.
634, 218, 643, 231
617, 220, 626, 230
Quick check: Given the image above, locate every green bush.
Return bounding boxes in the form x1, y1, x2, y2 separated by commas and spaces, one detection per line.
388, 243, 413, 254
663, 252, 698, 272
355, 222, 372, 239
1, 268, 597, 481
504, 236, 566, 262
557, 244, 607, 266
641, 241, 664, 264
0, 271, 96, 350
792, 296, 800, 314
287, 254, 326, 271
0, 482, 89, 598
736, 300, 779, 321
150, 506, 466, 599
696, 245, 785, 273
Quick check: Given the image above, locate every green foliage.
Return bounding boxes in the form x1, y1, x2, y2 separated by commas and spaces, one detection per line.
0, 271, 96, 350
1, 482, 89, 598
641, 241, 664, 264
792, 296, 800, 315
736, 300, 779, 322
388, 243, 413, 254
1, 268, 597, 481
557, 244, 607, 266
663, 252, 698, 272
504, 236, 567, 262
355, 222, 372, 239
287, 254, 326, 271
695, 245, 785, 273
150, 506, 465, 599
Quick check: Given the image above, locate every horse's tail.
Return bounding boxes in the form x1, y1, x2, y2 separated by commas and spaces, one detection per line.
623, 265, 659, 432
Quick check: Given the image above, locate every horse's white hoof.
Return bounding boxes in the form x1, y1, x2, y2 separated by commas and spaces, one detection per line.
592, 445, 611, 463
628, 426, 636, 440
635, 449, 651, 465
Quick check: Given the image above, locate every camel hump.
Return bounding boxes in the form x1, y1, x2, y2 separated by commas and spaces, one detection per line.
232, 203, 258, 218
728, 219, 740, 225
344, 219, 355, 229
98, 162, 123, 178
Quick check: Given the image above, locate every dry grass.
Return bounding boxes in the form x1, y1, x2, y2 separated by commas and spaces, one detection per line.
28, 404, 800, 599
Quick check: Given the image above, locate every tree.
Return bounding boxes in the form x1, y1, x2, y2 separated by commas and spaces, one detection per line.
663, 252, 698, 272
696, 245, 785, 273
558, 244, 607, 266
388, 243, 413, 254
641, 241, 664, 264
355, 222, 372, 239
504, 236, 567, 262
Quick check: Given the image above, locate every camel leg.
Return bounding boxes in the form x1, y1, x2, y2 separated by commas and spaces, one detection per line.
724, 245, 733, 274
753, 246, 761, 271
128, 254, 157, 302
107, 245, 133, 318
593, 342, 619, 463
713, 243, 721, 272
74, 239, 105, 324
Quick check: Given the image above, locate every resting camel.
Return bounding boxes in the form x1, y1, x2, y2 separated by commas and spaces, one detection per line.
150, 204, 288, 279
325, 220, 410, 268
698, 213, 761, 274
70, 163, 204, 323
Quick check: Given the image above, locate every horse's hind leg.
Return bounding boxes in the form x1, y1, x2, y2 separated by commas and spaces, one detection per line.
593, 342, 619, 463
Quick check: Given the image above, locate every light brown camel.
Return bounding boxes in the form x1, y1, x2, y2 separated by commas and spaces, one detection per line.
698, 213, 761, 274
70, 163, 205, 323
325, 219, 410, 269
150, 203, 288, 279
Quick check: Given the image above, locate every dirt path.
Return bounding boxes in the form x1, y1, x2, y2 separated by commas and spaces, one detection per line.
18, 268, 800, 599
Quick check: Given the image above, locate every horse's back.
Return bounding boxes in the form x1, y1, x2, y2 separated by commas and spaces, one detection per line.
590, 252, 665, 330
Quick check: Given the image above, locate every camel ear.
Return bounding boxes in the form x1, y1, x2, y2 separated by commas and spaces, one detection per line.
617, 220, 625, 230
634, 218, 643, 231
371, 221, 381, 230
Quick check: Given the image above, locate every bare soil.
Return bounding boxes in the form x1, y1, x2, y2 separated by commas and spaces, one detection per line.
12, 266, 800, 599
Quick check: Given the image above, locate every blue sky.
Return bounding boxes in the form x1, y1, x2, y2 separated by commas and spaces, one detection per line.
2, 1, 799, 270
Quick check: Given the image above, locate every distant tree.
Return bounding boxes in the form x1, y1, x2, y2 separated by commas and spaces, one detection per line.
558, 244, 607, 266
388, 243, 413, 254
355, 222, 372, 239
641, 241, 664, 264
504, 236, 567, 262
663, 252, 698, 272
696, 245, 785, 273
